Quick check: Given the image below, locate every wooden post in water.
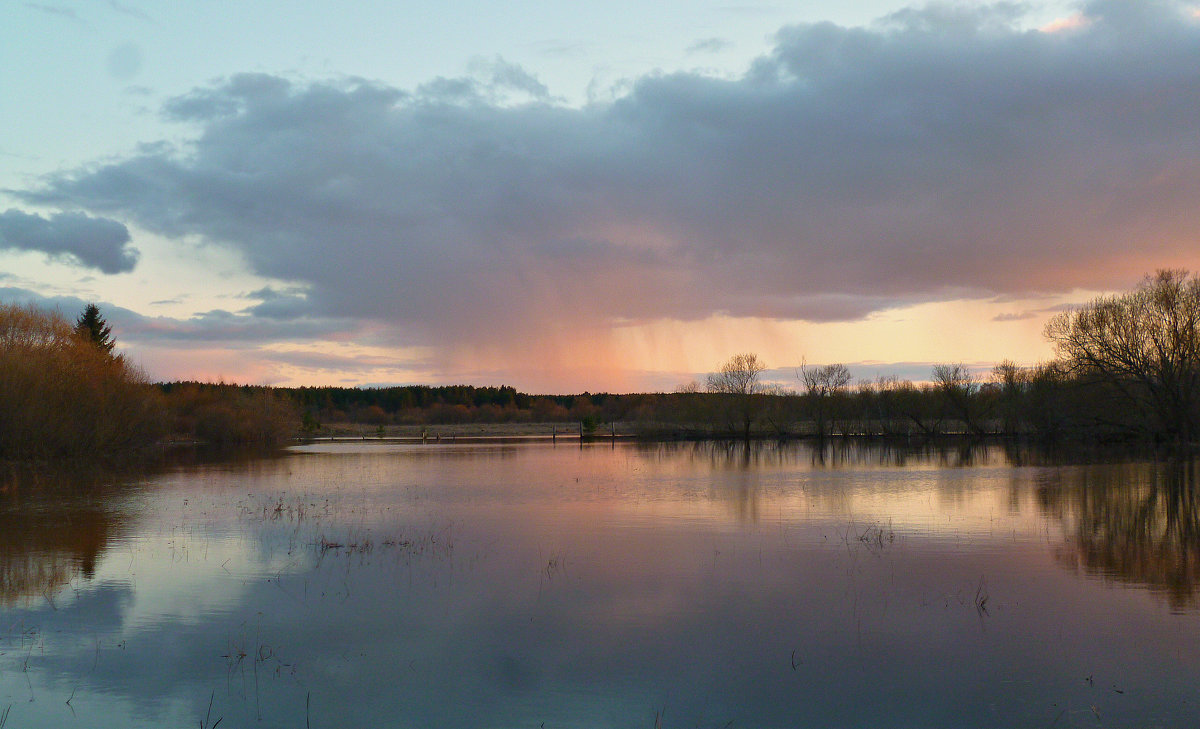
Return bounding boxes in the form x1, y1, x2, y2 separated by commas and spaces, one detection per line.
552, 425, 556, 443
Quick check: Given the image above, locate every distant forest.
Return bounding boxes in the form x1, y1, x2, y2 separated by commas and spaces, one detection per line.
157, 381, 648, 429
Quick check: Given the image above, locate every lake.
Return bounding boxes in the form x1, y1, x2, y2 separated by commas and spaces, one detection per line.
1, 440, 1198, 728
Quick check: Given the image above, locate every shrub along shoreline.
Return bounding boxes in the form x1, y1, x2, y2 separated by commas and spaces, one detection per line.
0, 304, 297, 464
0, 304, 163, 463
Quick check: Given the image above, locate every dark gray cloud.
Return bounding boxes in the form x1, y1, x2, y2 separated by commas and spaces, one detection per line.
0, 209, 139, 273
14, 0, 1200, 358
242, 288, 317, 320
128, 308, 352, 343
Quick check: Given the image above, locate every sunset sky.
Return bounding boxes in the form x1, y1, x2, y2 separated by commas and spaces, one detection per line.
3, 0, 1199, 392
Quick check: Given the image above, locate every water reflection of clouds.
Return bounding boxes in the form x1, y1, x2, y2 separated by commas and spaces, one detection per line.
114, 534, 279, 629
1, 581, 134, 653
3, 444, 1200, 727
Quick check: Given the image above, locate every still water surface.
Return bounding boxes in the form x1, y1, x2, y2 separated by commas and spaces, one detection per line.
1, 441, 1199, 728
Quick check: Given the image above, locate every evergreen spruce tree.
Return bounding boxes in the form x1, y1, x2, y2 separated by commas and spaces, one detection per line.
75, 303, 115, 354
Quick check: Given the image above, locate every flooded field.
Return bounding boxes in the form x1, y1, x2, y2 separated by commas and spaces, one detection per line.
2, 441, 1199, 728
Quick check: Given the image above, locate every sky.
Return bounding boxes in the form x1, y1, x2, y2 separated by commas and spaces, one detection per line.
3, 0, 1200, 393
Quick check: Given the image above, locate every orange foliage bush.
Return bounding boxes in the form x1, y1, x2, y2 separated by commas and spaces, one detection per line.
0, 304, 165, 461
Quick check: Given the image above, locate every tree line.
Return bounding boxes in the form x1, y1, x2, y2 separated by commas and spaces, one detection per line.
673, 270, 1200, 444
255, 271, 1200, 445
280, 269, 1198, 445
5, 269, 1200, 461
237, 384, 637, 430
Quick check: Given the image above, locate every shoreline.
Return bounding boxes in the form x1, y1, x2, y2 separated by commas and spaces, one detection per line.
306, 421, 627, 439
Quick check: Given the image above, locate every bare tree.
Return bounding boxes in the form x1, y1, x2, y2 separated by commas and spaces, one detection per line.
932, 363, 984, 435
989, 359, 1026, 436
706, 353, 768, 441
800, 363, 851, 440
762, 384, 800, 438
1046, 269, 1200, 443
876, 376, 942, 436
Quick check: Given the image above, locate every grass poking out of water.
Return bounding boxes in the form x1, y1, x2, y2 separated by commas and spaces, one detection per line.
199, 691, 222, 729
975, 576, 990, 615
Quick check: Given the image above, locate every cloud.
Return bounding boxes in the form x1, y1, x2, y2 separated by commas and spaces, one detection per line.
23, 2, 79, 20
687, 37, 732, 54
107, 0, 154, 23
242, 287, 317, 320
257, 348, 425, 373
1040, 12, 1092, 32
760, 360, 998, 386
126, 308, 352, 343
13, 1, 1200, 374
992, 311, 1037, 321
0, 209, 139, 273
876, 1, 1028, 33
0, 285, 352, 347
106, 42, 143, 80
466, 56, 553, 101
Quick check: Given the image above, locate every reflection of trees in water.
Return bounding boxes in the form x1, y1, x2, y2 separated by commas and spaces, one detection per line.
810, 438, 1003, 469
626, 440, 1200, 608
634, 439, 794, 472
0, 466, 138, 608
631, 439, 1010, 523
676, 440, 765, 522
1039, 459, 1200, 611
636, 438, 1006, 471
